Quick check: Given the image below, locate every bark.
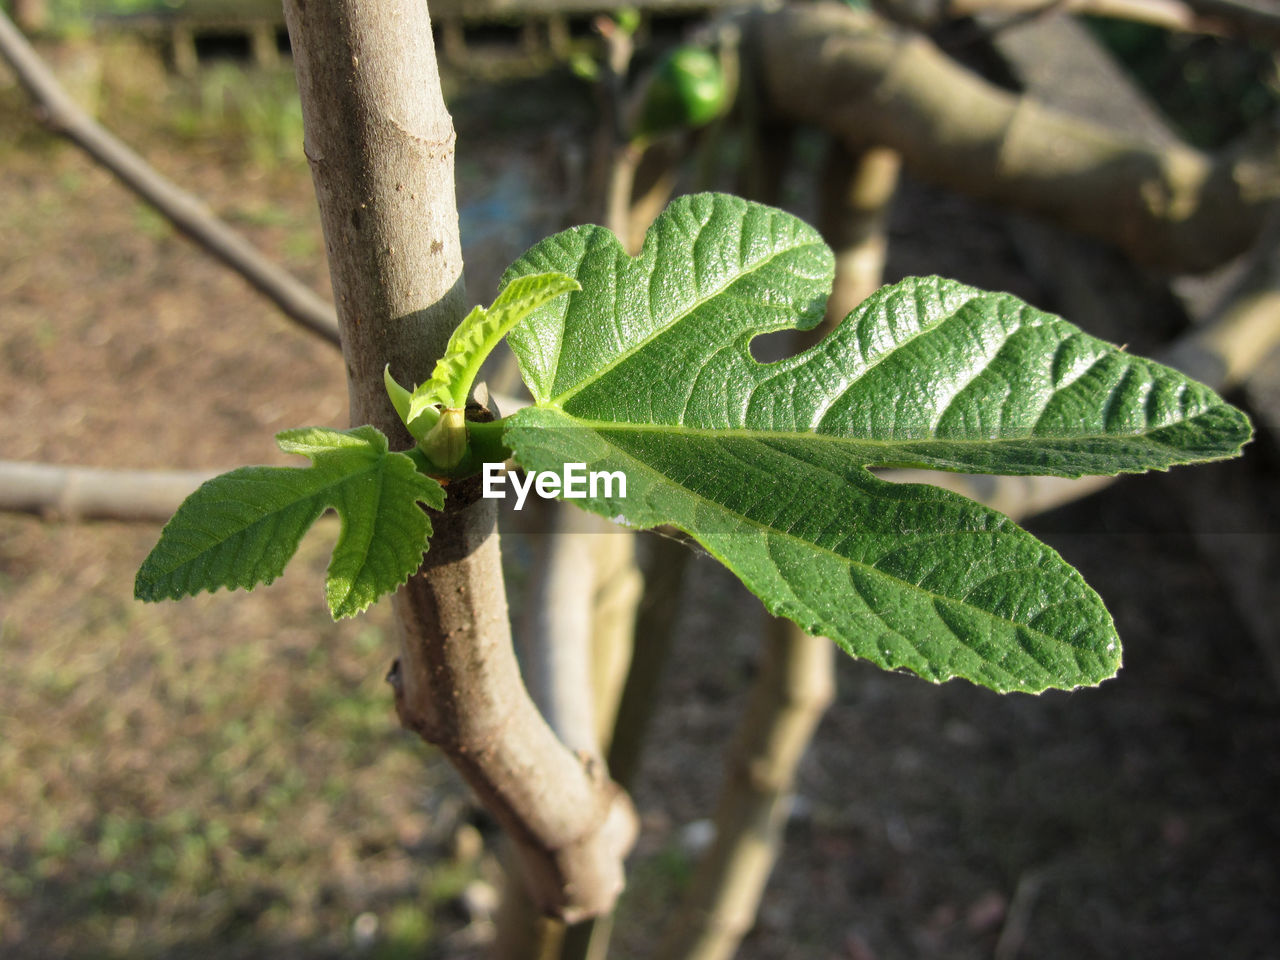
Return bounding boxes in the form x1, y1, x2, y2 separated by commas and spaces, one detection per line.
0, 10, 340, 346
749, 2, 1280, 273
282, 0, 633, 922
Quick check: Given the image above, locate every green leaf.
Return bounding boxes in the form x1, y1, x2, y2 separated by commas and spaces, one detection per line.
384, 365, 440, 443
499, 193, 1251, 692
135, 426, 444, 619
408, 272, 580, 418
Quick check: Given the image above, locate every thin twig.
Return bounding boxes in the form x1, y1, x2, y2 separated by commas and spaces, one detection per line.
993, 868, 1048, 960
0, 10, 341, 346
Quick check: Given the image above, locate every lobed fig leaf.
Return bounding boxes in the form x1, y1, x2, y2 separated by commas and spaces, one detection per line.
134, 426, 444, 619
498, 193, 1251, 693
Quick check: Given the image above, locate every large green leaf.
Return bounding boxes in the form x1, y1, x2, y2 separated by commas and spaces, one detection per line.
135, 426, 444, 619
499, 193, 1251, 692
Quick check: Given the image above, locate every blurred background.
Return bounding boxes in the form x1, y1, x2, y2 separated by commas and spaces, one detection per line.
1, 1, 1279, 958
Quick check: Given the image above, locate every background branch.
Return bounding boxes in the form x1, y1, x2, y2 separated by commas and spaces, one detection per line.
0, 461, 216, 522
0, 10, 340, 346
877, 0, 1280, 39
517, 508, 603, 758
1178, 0, 1280, 44
750, 2, 1280, 273
657, 618, 835, 960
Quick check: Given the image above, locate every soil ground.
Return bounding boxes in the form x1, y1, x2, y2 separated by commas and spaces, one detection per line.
2, 34, 1278, 960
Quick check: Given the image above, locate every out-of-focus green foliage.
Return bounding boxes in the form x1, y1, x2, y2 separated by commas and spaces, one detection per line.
633, 45, 728, 141
170, 64, 304, 169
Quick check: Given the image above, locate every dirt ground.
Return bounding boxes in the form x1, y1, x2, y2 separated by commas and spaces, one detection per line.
2, 35, 1279, 960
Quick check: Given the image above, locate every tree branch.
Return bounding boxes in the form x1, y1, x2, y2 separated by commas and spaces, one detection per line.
815, 141, 901, 341
749, 2, 1280, 273
0, 461, 216, 522
0, 393, 527, 526
0, 10, 340, 346
281, 0, 634, 923
517, 507, 604, 758
877, 0, 1255, 38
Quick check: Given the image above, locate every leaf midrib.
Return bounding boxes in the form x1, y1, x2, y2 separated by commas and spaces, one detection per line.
549, 413, 1214, 451
328, 460, 391, 615
145, 459, 387, 577
523, 415, 1100, 657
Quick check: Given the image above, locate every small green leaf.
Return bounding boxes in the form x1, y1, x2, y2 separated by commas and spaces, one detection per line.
614, 6, 641, 35
385, 364, 414, 424
569, 51, 600, 83
135, 426, 444, 619
384, 365, 440, 443
499, 193, 1251, 692
408, 272, 580, 418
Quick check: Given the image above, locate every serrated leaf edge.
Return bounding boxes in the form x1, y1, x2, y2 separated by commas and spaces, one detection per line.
134, 427, 444, 618
409, 272, 581, 418
503, 412, 1119, 693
